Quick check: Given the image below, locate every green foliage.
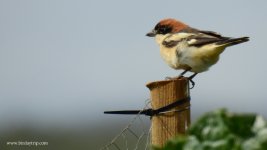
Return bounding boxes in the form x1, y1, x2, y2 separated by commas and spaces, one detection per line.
154, 109, 267, 150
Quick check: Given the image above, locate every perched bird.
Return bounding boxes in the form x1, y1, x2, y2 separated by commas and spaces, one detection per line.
146, 18, 249, 85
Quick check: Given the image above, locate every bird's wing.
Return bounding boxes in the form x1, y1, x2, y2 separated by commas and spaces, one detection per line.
186, 35, 229, 47
162, 32, 195, 48
197, 30, 223, 38
184, 28, 231, 47
163, 27, 230, 48
181, 27, 224, 38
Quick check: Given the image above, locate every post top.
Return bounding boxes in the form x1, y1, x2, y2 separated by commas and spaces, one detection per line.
146, 77, 188, 90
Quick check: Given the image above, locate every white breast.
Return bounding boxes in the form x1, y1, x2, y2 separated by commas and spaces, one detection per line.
159, 45, 180, 69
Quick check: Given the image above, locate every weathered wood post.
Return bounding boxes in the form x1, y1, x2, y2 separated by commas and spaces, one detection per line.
146, 77, 191, 147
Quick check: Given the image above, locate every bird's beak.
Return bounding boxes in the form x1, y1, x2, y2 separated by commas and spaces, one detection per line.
146, 29, 156, 37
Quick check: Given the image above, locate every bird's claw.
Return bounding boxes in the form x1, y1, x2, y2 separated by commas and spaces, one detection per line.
188, 78, 195, 89
187, 73, 198, 89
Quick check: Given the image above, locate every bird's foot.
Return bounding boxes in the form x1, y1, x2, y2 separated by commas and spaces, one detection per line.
188, 78, 195, 89
187, 73, 198, 89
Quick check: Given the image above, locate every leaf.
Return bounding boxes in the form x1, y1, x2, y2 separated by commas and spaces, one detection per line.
226, 113, 256, 138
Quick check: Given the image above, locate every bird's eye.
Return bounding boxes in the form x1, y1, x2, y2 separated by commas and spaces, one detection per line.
161, 27, 166, 32
158, 26, 171, 34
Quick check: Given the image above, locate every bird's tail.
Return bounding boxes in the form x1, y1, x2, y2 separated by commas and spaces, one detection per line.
216, 37, 249, 47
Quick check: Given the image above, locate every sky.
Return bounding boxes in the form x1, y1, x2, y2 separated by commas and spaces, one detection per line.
0, 0, 267, 130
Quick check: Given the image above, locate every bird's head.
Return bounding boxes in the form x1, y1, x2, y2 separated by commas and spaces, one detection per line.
146, 18, 188, 37
146, 18, 188, 45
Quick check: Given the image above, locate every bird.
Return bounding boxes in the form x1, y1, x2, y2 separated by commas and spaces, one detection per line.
146, 18, 249, 87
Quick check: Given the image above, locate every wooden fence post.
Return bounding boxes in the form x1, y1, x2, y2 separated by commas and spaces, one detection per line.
146, 77, 191, 147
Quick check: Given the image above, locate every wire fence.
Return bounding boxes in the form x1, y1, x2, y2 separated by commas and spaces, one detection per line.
100, 99, 152, 150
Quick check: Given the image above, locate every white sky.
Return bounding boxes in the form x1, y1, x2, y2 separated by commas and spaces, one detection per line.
0, 0, 267, 129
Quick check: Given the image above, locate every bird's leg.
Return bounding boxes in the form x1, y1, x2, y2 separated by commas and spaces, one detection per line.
165, 69, 190, 80
178, 70, 189, 78
188, 73, 198, 89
